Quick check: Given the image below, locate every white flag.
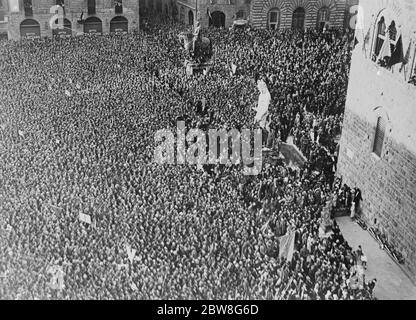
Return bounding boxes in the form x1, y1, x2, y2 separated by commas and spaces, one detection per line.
130, 282, 138, 291
126, 244, 137, 264
65, 89, 71, 97
231, 63, 237, 75
279, 231, 296, 262
79, 212, 91, 224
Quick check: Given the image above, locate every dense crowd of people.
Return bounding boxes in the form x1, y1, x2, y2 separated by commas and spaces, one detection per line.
0, 17, 376, 299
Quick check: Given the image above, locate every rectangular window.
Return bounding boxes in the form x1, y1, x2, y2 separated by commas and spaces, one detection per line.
88, 0, 96, 15
24, 0, 33, 17
373, 117, 386, 157
236, 11, 245, 19
115, 0, 123, 14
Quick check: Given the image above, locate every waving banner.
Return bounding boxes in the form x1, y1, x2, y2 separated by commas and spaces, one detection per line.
279, 231, 296, 262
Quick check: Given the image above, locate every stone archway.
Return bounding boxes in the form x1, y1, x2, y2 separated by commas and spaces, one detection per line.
110, 16, 128, 33
83, 16, 102, 34
52, 18, 72, 37
210, 11, 226, 28
292, 7, 306, 29
20, 19, 40, 39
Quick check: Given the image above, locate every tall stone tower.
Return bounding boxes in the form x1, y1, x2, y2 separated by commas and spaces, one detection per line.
337, 0, 416, 278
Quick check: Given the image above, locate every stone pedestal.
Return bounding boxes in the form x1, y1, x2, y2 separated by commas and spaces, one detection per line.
185, 60, 213, 76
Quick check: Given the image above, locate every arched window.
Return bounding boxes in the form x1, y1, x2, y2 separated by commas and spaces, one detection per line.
317, 7, 330, 31
373, 116, 386, 157
188, 10, 194, 26
20, 18, 40, 38
268, 8, 280, 30
374, 16, 386, 57
110, 16, 128, 33
292, 7, 305, 30
373, 17, 398, 63
83, 16, 102, 34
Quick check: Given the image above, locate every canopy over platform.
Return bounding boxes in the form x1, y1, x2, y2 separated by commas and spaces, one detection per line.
233, 19, 248, 26
233, 19, 248, 28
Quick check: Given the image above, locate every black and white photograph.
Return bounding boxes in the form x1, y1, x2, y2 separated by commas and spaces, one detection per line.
0, 0, 416, 308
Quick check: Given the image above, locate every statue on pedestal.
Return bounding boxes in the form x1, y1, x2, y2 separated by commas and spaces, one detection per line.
178, 22, 213, 75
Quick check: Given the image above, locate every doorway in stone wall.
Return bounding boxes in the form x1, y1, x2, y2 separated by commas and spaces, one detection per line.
210, 11, 225, 28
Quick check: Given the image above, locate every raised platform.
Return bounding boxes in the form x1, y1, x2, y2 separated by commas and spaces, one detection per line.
279, 142, 307, 168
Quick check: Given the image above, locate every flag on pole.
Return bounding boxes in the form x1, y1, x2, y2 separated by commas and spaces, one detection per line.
79, 212, 91, 224
278, 231, 296, 262
388, 34, 404, 67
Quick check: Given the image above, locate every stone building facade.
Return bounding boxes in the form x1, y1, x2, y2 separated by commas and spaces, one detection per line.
337, 0, 416, 277
156, 0, 358, 30
0, 0, 9, 39
250, 0, 347, 30
6, 0, 140, 40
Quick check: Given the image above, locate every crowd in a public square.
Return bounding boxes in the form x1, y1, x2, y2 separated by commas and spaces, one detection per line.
0, 17, 376, 300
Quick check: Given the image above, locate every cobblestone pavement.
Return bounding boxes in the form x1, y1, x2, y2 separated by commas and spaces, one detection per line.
336, 216, 416, 300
